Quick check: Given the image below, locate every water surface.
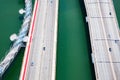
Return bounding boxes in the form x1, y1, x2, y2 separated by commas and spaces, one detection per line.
56, 0, 95, 80
0, 0, 120, 80
0, 0, 24, 80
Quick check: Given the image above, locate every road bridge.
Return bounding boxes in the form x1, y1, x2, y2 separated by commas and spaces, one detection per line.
84, 0, 120, 80
19, 0, 58, 80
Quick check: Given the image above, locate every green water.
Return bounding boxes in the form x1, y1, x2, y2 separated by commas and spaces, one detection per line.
0, 0, 120, 80
0, 0, 24, 59
56, 0, 95, 80
0, 0, 24, 80
113, 0, 120, 28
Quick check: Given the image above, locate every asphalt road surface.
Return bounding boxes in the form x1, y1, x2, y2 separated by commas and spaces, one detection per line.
84, 0, 120, 80
19, 0, 58, 80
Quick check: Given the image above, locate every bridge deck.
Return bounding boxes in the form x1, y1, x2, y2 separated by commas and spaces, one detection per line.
19, 0, 58, 80
84, 0, 120, 80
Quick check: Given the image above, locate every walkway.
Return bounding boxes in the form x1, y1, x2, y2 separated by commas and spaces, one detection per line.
84, 0, 120, 80
19, 0, 58, 80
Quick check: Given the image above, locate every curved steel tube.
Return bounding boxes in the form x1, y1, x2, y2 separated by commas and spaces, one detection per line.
0, 0, 32, 76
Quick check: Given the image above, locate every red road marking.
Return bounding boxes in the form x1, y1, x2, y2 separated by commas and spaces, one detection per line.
22, 0, 39, 80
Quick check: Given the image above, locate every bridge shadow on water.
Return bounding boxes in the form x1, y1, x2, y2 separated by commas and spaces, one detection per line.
78, 0, 96, 80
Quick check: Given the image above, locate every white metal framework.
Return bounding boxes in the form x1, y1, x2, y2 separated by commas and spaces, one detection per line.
0, 0, 32, 76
